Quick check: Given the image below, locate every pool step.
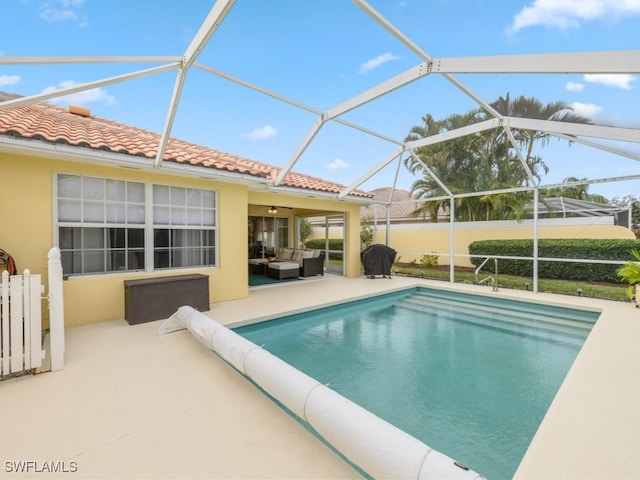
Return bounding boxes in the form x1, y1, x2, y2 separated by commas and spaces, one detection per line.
412, 289, 597, 326
396, 300, 588, 346
395, 292, 594, 345
413, 290, 598, 330
410, 289, 597, 328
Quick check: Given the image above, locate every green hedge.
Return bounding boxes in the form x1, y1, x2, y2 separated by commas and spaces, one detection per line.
305, 238, 343, 260
468, 239, 640, 283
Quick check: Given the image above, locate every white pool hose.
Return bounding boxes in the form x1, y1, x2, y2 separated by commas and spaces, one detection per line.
158, 306, 484, 480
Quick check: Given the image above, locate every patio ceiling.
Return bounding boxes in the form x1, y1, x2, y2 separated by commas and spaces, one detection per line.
1, 0, 639, 204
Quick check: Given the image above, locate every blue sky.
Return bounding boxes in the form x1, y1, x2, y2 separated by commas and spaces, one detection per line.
1, 0, 639, 201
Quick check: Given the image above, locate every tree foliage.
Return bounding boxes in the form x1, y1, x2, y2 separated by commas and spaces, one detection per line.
298, 218, 312, 247
610, 194, 640, 230
405, 93, 592, 221
360, 216, 374, 249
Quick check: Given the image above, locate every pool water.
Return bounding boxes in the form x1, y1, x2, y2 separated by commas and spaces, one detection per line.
235, 287, 599, 479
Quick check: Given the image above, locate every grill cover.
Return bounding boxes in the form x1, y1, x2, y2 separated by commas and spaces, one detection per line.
360, 244, 396, 278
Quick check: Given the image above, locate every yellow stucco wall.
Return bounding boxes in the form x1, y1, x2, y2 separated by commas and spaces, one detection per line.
310, 219, 635, 267
1, 153, 364, 327
384, 221, 635, 266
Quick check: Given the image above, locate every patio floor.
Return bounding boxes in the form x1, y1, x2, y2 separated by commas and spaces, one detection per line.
1, 275, 639, 479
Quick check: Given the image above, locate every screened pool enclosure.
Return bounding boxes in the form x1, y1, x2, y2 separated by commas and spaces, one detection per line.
1, 0, 639, 291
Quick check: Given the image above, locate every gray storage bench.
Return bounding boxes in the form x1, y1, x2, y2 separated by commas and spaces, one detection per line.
124, 274, 209, 325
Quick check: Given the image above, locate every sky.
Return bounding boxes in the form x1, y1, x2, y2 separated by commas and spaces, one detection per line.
1, 0, 639, 201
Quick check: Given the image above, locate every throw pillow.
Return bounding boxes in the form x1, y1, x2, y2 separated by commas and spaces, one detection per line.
291, 250, 304, 265
282, 248, 294, 259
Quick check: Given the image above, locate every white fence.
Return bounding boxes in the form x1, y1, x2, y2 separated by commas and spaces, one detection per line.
0, 247, 65, 378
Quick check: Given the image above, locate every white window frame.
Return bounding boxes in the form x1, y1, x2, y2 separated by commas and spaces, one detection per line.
151, 184, 217, 270
54, 173, 218, 276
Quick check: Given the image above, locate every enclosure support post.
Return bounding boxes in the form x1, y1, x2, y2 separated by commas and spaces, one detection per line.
533, 188, 539, 293
449, 197, 455, 283
372, 207, 379, 245
386, 205, 391, 246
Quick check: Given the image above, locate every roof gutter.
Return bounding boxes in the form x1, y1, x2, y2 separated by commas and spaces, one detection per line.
0, 135, 269, 187
262, 185, 373, 204
0, 135, 370, 203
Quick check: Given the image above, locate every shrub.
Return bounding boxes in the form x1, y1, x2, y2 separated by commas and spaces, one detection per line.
305, 238, 343, 260
468, 238, 640, 283
419, 253, 439, 268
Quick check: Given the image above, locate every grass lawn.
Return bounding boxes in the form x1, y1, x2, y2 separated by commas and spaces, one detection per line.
391, 264, 629, 303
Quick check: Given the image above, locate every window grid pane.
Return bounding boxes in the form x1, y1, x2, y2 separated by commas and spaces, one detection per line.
153, 185, 216, 228
153, 228, 215, 270
58, 175, 216, 275
59, 226, 146, 274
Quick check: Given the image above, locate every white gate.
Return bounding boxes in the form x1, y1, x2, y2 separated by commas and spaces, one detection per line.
0, 247, 65, 378
1, 269, 44, 376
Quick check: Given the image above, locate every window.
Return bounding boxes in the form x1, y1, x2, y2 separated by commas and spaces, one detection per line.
56, 175, 217, 275
152, 185, 216, 269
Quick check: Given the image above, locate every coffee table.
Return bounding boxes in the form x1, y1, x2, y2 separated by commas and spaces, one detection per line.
248, 258, 269, 275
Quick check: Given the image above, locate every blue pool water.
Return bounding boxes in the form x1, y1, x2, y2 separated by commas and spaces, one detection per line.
235, 287, 599, 479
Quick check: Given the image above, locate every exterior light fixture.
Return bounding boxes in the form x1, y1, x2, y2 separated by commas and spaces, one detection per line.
268, 206, 278, 214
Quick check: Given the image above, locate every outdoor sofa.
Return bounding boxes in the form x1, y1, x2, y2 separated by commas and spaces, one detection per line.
271, 247, 325, 277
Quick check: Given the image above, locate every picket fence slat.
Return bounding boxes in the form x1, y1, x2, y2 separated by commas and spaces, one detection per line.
9, 275, 24, 373
1, 271, 9, 376
29, 274, 43, 369
23, 270, 32, 370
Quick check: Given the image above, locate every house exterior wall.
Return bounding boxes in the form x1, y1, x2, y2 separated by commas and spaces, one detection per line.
1, 153, 251, 327
310, 217, 635, 267
1, 153, 364, 327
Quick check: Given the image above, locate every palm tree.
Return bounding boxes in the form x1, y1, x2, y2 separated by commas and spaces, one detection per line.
404, 93, 593, 221
488, 93, 592, 184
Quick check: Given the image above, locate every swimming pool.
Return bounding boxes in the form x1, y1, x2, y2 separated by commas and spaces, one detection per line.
235, 287, 599, 479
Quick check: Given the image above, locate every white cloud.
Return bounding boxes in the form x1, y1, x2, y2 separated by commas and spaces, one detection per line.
0, 75, 21, 87
565, 81, 584, 92
245, 125, 277, 140
325, 158, 349, 170
569, 101, 602, 118
584, 74, 636, 90
359, 53, 400, 74
508, 0, 640, 33
41, 81, 116, 105
39, 0, 88, 27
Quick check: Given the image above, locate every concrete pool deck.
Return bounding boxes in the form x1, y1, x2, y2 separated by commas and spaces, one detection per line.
1, 275, 639, 479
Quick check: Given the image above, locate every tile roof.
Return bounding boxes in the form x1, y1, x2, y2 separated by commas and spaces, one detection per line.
0, 92, 371, 199
361, 187, 424, 220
